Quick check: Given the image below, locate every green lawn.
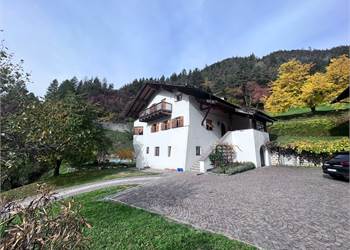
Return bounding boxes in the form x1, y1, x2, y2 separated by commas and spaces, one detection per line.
75, 186, 255, 250
270, 103, 350, 117
0, 167, 157, 201
275, 135, 347, 145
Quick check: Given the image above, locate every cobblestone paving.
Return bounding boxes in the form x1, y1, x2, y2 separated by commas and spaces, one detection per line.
111, 167, 350, 250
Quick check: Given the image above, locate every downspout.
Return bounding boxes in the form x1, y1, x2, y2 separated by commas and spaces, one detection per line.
201, 106, 211, 126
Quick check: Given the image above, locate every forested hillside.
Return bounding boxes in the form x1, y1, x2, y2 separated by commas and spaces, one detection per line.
49, 45, 349, 121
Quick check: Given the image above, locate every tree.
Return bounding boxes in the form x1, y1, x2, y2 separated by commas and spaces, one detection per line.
265, 59, 312, 113
300, 73, 332, 112
45, 79, 59, 100
324, 54, 350, 100
7, 94, 111, 177
57, 78, 76, 98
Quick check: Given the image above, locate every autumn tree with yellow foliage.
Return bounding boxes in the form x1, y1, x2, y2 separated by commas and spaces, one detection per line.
300, 73, 332, 112
265, 55, 350, 114
265, 59, 312, 113
324, 55, 350, 100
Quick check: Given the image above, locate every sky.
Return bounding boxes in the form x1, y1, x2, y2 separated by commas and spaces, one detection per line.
1, 0, 349, 97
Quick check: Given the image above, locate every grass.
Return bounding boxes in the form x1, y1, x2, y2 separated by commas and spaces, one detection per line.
0, 167, 157, 201
275, 135, 347, 145
74, 186, 255, 250
270, 103, 350, 118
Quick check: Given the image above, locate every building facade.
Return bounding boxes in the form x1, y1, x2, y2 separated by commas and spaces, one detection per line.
125, 83, 274, 172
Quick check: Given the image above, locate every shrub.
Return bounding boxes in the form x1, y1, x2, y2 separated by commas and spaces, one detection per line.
0, 184, 90, 249
210, 162, 255, 175
226, 162, 256, 175
209, 144, 236, 173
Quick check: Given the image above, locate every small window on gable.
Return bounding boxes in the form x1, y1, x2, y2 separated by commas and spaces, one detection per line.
196, 146, 201, 156
146, 147, 149, 154
206, 119, 213, 130
175, 94, 182, 102
155, 146, 160, 156
168, 146, 171, 157
133, 126, 143, 135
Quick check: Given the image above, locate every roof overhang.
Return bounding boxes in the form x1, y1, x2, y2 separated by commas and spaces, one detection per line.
122, 83, 275, 122
331, 86, 349, 103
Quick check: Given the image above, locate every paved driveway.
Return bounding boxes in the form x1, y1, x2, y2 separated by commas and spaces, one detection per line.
111, 167, 350, 250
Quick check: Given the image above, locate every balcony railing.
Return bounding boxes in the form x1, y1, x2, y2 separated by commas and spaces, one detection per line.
139, 101, 172, 122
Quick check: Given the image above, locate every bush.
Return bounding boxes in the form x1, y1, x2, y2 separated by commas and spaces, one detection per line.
226, 162, 256, 175
211, 162, 255, 175
209, 144, 236, 173
0, 184, 90, 249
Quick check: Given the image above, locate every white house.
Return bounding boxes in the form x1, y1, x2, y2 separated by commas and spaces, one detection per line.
124, 83, 275, 173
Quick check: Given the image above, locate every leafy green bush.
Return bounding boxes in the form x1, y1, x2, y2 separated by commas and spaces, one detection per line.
209, 144, 236, 173
209, 148, 224, 169
226, 162, 256, 175
211, 162, 256, 175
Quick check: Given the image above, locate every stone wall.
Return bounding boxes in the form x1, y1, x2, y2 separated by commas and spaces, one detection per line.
270, 153, 319, 167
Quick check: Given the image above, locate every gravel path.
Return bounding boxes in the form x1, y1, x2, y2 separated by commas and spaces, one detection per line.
19, 175, 163, 207
111, 167, 350, 250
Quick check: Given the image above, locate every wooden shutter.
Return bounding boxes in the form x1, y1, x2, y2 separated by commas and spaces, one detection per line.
167, 119, 172, 129
172, 118, 177, 128
178, 116, 184, 127
151, 124, 156, 133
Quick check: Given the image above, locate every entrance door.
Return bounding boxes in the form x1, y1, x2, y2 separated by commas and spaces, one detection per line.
221, 123, 226, 136
260, 146, 265, 167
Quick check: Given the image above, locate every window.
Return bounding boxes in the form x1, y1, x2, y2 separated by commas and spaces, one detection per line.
175, 94, 182, 102
161, 120, 171, 130
206, 119, 213, 130
155, 147, 160, 156
168, 146, 171, 157
196, 146, 201, 156
172, 116, 184, 128
146, 147, 149, 154
133, 126, 143, 135
151, 123, 159, 133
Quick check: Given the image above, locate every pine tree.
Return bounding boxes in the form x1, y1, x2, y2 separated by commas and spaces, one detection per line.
45, 79, 59, 100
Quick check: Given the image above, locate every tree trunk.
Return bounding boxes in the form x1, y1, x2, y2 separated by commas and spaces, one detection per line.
310, 106, 316, 113
54, 159, 62, 177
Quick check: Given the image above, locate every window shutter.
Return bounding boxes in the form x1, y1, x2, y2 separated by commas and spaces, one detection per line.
172, 118, 177, 128
178, 116, 184, 127
168, 120, 172, 129
161, 122, 165, 130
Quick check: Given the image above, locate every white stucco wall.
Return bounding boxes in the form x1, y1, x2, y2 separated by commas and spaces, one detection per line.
200, 129, 270, 172
230, 129, 270, 167
186, 97, 232, 170
133, 90, 190, 170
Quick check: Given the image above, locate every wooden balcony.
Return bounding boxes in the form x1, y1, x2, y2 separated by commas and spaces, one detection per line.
139, 101, 172, 122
